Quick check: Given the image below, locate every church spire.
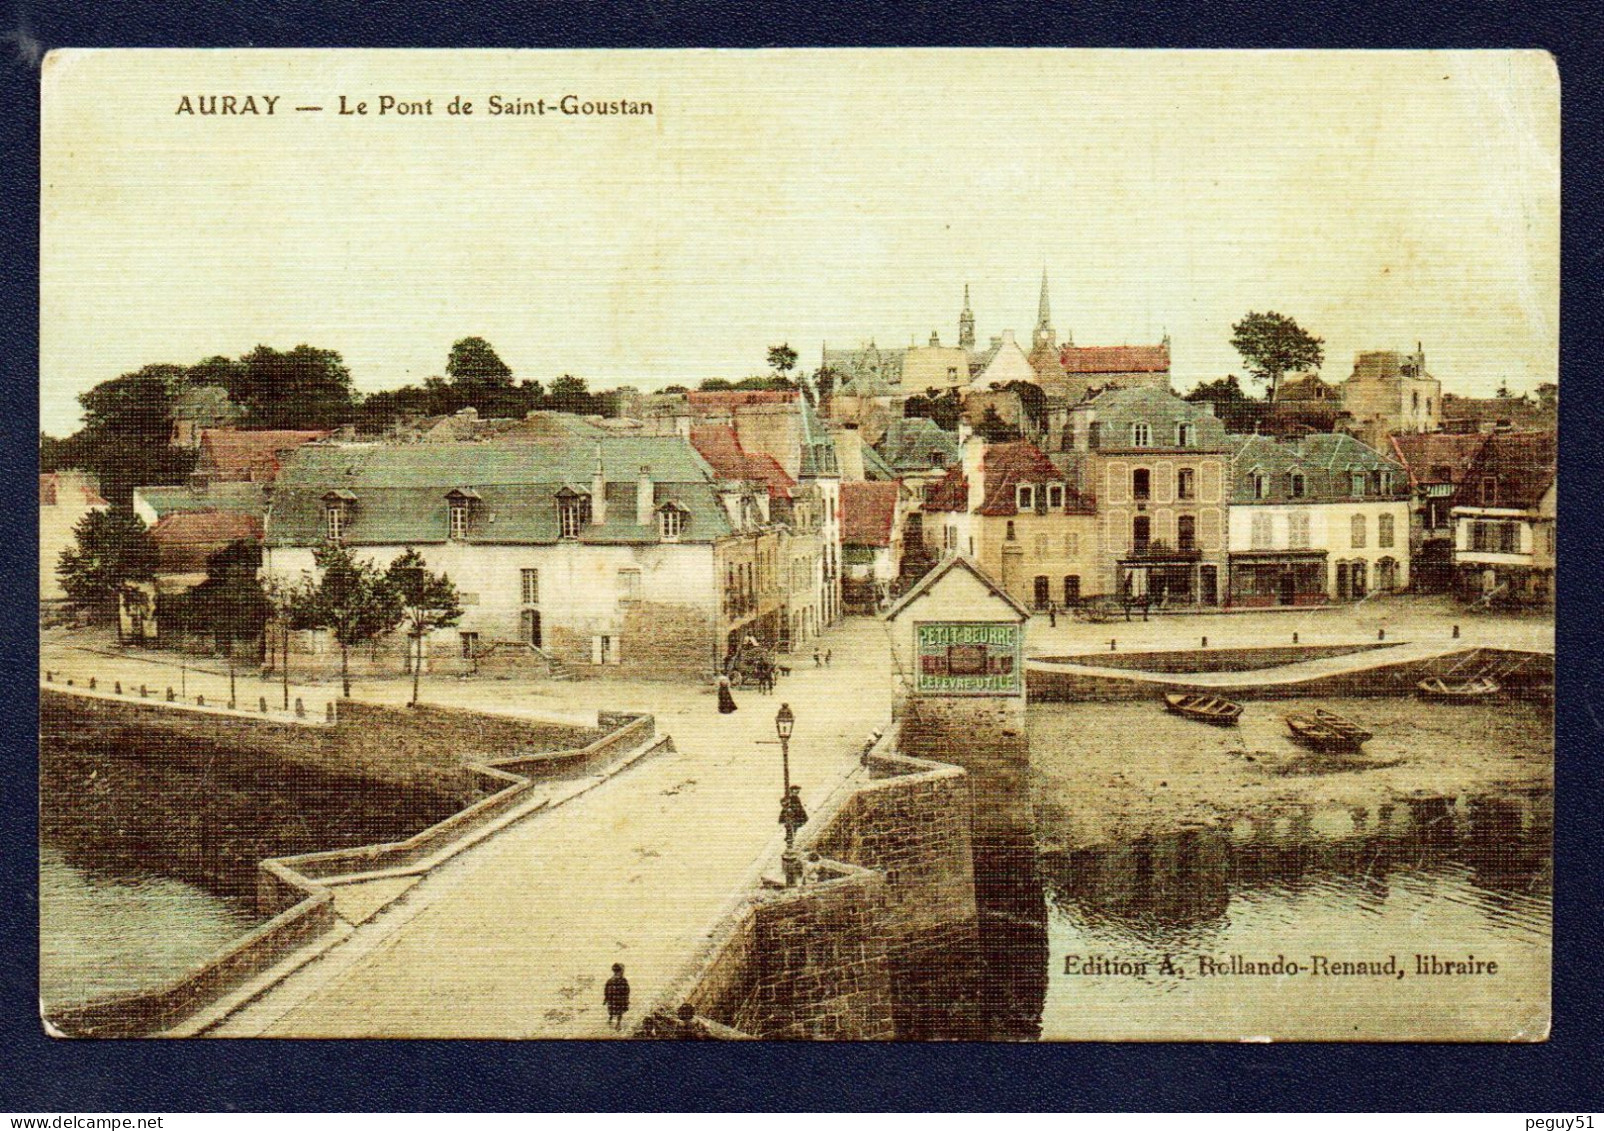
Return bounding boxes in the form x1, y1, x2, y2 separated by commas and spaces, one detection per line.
1033, 268, 1056, 350
958, 283, 975, 351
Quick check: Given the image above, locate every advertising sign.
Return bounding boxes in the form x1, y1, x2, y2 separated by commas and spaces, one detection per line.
915, 621, 1022, 696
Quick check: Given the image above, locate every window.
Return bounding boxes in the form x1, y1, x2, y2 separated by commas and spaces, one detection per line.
521, 568, 540, 606
1062, 533, 1079, 555
1131, 423, 1152, 447
658, 504, 686, 540
1546, 525, 1556, 555
1351, 514, 1367, 548
1379, 470, 1393, 494
618, 568, 642, 601
1016, 484, 1036, 510
1176, 422, 1194, 447
1133, 515, 1151, 552
460, 631, 479, 659
559, 493, 591, 538
1426, 398, 1432, 414
943, 525, 957, 553
1412, 391, 1420, 412
1177, 468, 1196, 500
1251, 512, 1273, 550
1177, 515, 1196, 552
1500, 523, 1520, 554
324, 503, 345, 542
1063, 575, 1081, 605
1378, 514, 1395, 548
1253, 472, 1269, 500
947, 367, 958, 380
1047, 484, 1065, 509
1351, 472, 1366, 497
1034, 533, 1049, 556
1480, 477, 1498, 506
1288, 511, 1311, 549
449, 501, 469, 540
929, 451, 947, 467
1133, 468, 1151, 500
1289, 472, 1305, 499
1006, 520, 1016, 542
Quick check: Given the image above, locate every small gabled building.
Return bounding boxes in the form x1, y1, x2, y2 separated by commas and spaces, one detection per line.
840, 480, 908, 613
1449, 430, 1556, 606
1227, 433, 1411, 606
1389, 432, 1492, 591
194, 428, 331, 486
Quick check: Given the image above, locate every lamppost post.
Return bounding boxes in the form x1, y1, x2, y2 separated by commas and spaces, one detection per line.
776, 703, 803, 887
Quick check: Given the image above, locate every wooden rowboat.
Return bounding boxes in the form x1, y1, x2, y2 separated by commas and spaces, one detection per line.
1164, 693, 1244, 725
1285, 707, 1372, 752
1416, 676, 1501, 702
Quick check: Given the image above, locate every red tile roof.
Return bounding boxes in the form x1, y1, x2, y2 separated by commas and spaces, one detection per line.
686, 390, 799, 411
40, 473, 107, 508
1450, 430, 1556, 511
922, 441, 1075, 516
1389, 432, 1490, 488
198, 429, 330, 482
1060, 344, 1170, 374
150, 511, 264, 573
688, 425, 796, 499
840, 481, 900, 547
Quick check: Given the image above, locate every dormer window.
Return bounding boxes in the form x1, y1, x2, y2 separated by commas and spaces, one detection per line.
1289, 472, 1306, 498
1047, 483, 1065, 509
1480, 476, 1498, 506
1176, 422, 1195, 447
658, 503, 687, 540
557, 489, 591, 539
321, 490, 355, 543
446, 487, 480, 541
1131, 423, 1152, 447
1350, 472, 1367, 497
1252, 472, 1269, 500
1016, 484, 1036, 511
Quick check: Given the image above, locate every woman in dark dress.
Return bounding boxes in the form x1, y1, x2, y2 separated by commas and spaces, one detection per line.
717, 673, 737, 714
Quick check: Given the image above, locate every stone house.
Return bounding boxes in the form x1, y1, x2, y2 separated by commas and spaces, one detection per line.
39, 471, 108, 604
262, 434, 793, 678
920, 437, 1101, 611
1226, 433, 1411, 606
839, 480, 908, 613
1449, 430, 1556, 606
1340, 346, 1442, 448
1068, 386, 1229, 606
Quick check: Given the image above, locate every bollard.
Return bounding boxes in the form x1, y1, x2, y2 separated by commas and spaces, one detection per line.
260, 696, 268, 713
44, 671, 51, 683
1293, 632, 1299, 644
166, 687, 175, 701
1109, 639, 1117, 652
88, 677, 96, 690
114, 682, 122, 695
196, 694, 205, 706
1452, 624, 1460, 639
326, 701, 337, 724
140, 685, 148, 698
295, 698, 306, 718
1378, 628, 1385, 641
1201, 636, 1208, 649
66, 678, 74, 687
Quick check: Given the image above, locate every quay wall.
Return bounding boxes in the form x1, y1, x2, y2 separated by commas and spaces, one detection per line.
652, 733, 978, 1041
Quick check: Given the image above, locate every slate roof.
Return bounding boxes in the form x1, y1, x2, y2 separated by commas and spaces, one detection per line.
1082, 386, 1229, 452
135, 482, 267, 519
689, 426, 796, 499
266, 436, 731, 547
1228, 433, 1409, 504
1389, 432, 1491, 489
876, 417, 960, 474
1061, 344, 1170, 374
822, 345, 906, 395
840, 481, 900, 548
923, 440, 1090, 516
1449, 430, 1556, 511
860, 444, 897, 482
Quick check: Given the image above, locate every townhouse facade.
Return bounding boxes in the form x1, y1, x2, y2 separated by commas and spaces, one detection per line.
1226, 433, 1411, 606
1449, 431, 1556, 605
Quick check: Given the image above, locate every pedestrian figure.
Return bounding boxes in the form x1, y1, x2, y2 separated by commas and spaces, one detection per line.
813, 648, 822, 668
1048, 603, 1057, 628
676, 1002, 709, 1039
604, 963, 631, 1029
825, 648, 832, 667
779, 784, 808, 845
717, 673, 737, 715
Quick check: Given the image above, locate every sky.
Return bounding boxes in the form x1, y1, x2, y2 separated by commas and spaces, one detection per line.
40, 49, 1559, 436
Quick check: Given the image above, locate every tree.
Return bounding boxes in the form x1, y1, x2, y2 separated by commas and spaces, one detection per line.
1184, 374, 1268, 434
1000, 380, 1046, 435
974, 405, 1021, 443
57, 509, 158, 642
70, 365, 197, 505
698, 378, 734, 392
231, 344, 356, 429
904, 388, 963, 432
293, 542, 402, 698
767, 344, 798, 378
1229, 312, 1324, 401
546, 374, 596, 415
811, 366, 841, 405
445, 337, 513, 387
385, 549, 464, 706
1535, 383, 1557, 413
171, 540, 269, 707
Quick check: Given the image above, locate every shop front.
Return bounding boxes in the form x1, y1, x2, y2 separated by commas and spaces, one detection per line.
1227, 551, 1329, 608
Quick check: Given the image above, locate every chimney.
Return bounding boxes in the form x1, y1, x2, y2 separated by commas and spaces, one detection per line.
961, 427, 986, 515
929, 331, 940, 347
637, 465, 654, 526
591, 445, 607, 525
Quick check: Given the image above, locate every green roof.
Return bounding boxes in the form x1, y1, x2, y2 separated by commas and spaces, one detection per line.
266, 437, 732, 547
1228, 433, 1408, 504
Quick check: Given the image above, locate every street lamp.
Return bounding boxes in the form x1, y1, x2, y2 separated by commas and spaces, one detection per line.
775, 703, 804, 887
776, 702, 795, 795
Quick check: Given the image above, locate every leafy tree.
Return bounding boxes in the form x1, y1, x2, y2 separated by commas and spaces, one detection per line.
811, 365, 841, 404
904, 388, 963, 432
57, 509, 158, 641
445, 337, 513, 387
767, 344, 798, 377
661, 385, 689, 395
169, 540, 269, 706
1229, 312, 1324, 401
974, 405, 1021, 443
698, 378, 734, 392
1000, 380, 1046, 434
733, 375, 797, 391
69, 365, 197, 505
385, 549, 465, 705
293, 542, 403, 698
546, 374, 596, 415
1184, 374, 1268, 434
230, 344, 356, 430
1535, 383, 1557, 413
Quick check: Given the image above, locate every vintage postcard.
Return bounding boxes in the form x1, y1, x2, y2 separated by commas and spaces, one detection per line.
38, 48, 1556, 1041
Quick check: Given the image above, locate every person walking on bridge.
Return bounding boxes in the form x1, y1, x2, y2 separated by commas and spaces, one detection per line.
604, 963, 631, 1030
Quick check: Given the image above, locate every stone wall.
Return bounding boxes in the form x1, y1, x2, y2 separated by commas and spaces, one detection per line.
654, 734, 980, 1040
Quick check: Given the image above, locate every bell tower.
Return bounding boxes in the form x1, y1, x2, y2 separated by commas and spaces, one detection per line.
1033, 268, 1056, 351
958, 284, 976, 351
